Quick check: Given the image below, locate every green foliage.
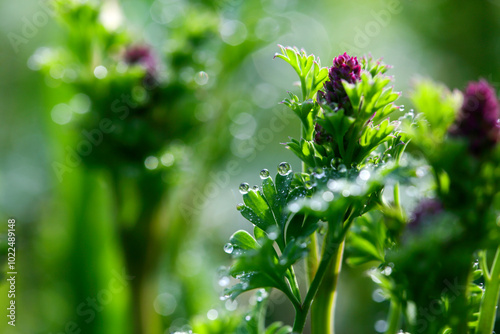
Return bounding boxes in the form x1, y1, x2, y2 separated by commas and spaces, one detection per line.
274, 45, 328, 101
225, 169, 319, 304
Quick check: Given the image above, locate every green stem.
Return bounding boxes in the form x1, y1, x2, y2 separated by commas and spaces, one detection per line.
477, 247, 500, 334
301, 118, 319, 287
385, 299, 401, 334
307, 232, 319, 284
310, 241, 344, 334
300, 76, 307, 101
393, 182, 403, 219
292, 217, 348, 334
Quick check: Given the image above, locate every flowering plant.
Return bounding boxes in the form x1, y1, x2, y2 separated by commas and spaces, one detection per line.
222, 46, 500, 334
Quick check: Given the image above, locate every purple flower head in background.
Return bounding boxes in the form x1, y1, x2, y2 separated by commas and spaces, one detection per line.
124, 45, 158, 85
449, 79, 500, 154
408, 199, 443, 232
317, 52, 361, 110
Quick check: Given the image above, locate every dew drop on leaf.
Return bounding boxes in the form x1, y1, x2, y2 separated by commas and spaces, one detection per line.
338, 164, 347, 173
266, 226, 279, 240
252, 185, 259, 191
218, 276, 230, 287
239, 182, 249, 194
224, 243, 234, 254
314, 167, 325, 178
259, 168, 270, 179
277, 162, 291, 175
236, 203, 245, 211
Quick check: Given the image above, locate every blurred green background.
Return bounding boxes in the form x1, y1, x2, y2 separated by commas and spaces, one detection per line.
1, 0, 499, 333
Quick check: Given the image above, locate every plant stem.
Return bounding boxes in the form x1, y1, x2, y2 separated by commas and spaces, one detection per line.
477, 246, 500, 334
301, 119, 319, 287
310, 241, 344, 334
385, 299, 401, 334
292, 231, 344, 334
307, 232, 319, 284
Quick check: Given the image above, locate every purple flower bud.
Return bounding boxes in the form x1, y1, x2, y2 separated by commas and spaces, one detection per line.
124, 45, 158, 85
317, 52, 361, 110
449, 80, 500, 153
408, 199, 443, 232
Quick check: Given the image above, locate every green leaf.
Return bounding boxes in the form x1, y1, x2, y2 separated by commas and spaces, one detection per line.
230, 230, 260, 251
275, 45, 327, 100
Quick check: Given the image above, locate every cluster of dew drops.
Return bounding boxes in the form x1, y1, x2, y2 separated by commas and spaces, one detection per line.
238, 162, 292, 197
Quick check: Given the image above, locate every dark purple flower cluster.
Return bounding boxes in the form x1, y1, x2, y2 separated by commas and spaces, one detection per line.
317, 52, 361, 110
315, 53, 361, 145
408, 199, 443, 232
449, 80, 500, 153
124, 46, 158, 85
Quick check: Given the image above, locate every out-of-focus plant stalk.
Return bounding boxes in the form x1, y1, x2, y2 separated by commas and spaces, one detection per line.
477, 247, 500, 334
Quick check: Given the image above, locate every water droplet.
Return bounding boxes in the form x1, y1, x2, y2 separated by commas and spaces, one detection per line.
399, 105, 405, 112
259, 169, 270, 179
245, 315, 251, 321
372, 288, 386, 303
225, 299, 238, 311
338, 164, 347, 173
145, 156, 159, 170
224, 243, 234, 254
256, 289, 268, 301
267, 226, 279, 240
194, 71, 209, 85
330, 158, 337, 169
252, 185, 260, 191
51, 103, 73, 125
416, 166, 427, 178
278, 162, 291, 175
383, 154, 392, 163
219, 294, 229, 301
94, 65, 108, 79
289, 202, 300, 213
207, 309, 218, 320
314, 167, 325, 178
327, 179, 339, 191
218, 276, 230, 287
236, 203, 245, 211
239, 182, 249, 194
374, 319, 388, 332
359, 169, 371, 181
154, 293, 177, 316
322, 191, 334, 202
310, 200, 322, 211
161, 153, 175, 167
383, 266, 392, 276
473, 260, 479, 270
